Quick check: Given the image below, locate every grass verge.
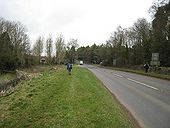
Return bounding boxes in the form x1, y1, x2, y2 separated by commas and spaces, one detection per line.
0, 73, 16, 82
99, 66, 170, 80
0, 66, 136, 128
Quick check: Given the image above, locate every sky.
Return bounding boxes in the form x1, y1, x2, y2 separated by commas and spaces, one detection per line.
0, 0, 154, 46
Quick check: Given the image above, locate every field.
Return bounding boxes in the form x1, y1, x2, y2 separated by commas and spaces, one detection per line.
0, 66, 136, 128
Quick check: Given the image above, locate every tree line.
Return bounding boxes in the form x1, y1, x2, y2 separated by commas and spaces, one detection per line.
0, 0, 169, 73
77, 1, 170, 67
0, 18, 78, 73
31, 35, 79, 65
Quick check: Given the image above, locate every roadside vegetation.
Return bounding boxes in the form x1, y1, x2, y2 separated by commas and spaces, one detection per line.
0, 1, 169, 127
76, 1, 170, 70
0, 66, 137, 128
1, 1, 169, 76
100, 66, 170, 80
0, 73, 16, 82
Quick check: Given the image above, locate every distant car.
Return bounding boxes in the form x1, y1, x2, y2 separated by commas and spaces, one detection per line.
80, 61, 83, 65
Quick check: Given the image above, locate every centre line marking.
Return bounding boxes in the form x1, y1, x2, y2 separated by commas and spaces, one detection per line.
114, 74, 123, 78
127, 78, 159, 91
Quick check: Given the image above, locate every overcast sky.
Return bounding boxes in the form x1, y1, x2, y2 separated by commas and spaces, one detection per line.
0, 0, 154, 46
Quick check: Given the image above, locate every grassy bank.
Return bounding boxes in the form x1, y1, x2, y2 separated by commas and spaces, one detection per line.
0, 73, 16, 82
0, 66, 136, 128
99, 66, 170, 80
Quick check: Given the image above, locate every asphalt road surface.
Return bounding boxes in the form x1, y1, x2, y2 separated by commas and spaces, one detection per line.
83, 65, 170, 128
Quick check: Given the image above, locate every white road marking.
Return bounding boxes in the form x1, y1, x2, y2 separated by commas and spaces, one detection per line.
114, 74, 123, 78
127, 78, 159, 91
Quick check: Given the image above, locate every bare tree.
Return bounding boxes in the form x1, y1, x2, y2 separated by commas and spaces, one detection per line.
32, 36, 44, 64
55, 34, 66, 64
66, 39, 79, 63
149, 0, 169, 18
0, 17, 31, 68
46, 35, 53, 64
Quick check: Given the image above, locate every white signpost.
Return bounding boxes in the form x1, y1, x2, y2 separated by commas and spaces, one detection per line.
150, 53, 160, 66
113, 59, 116, 66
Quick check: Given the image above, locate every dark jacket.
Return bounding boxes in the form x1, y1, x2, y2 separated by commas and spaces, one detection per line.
67, 63, 72, 71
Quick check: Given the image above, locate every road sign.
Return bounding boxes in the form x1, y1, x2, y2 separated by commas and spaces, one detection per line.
113, 59, 116, 66
152, 53, 159, 61
151, 53, 160, 66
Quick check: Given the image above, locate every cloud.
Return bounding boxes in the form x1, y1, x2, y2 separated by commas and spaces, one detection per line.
0, 0, 153, 46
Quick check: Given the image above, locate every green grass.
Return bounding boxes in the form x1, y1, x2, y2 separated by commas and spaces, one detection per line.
0, 66, 134, 128
100, 66, 170, 80
0, 73, 16, 82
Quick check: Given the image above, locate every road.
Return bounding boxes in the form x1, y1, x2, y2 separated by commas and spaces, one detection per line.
83, 65, 170, 128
